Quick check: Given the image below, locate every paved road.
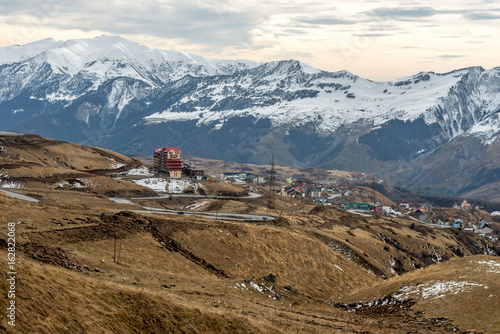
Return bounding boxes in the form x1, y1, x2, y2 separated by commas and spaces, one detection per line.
130, 209, 272, 222
347, 209, 372, 217
130, 192, 262, 200
109, 197, 136, 205
0, 188, 41, 203
407, 215, 451, 229
111, 192, 274, 222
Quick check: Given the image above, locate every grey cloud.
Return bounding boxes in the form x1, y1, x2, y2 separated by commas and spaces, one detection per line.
2, 0, 266, 48
464, 12, 500, 20
363, 6, 500, 22
352, 33, 392, 37
296, 17, 356, 25
363, 7, 437, 20
438, 55, 466, 59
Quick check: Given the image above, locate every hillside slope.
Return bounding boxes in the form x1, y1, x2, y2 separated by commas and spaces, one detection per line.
334, 256, 500, 333
0, 135, 499, 333
0, 132, 156, 197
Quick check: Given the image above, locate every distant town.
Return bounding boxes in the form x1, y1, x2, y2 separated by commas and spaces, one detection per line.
149, 146, 499, 243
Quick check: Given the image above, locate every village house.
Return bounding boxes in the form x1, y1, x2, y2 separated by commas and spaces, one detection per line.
338, 199, 349, 209
314, 197, 331, 205
347, 202, 371, 210
483, 216, 494, 224
461, 199, 472, 211
453, 219, 463, 229
221, 172, 265, 184
413, 207, 427, 219
478, 219, 489, 230
477, 227, 494, 238
399, 200, 410, 209
281, 182, 321, 199
423, 203, 433, 214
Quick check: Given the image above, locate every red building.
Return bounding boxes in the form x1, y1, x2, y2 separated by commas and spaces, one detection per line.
153, 147, 204, 179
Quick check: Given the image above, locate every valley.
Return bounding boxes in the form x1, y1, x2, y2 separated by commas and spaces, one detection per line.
1, 133, 499, 333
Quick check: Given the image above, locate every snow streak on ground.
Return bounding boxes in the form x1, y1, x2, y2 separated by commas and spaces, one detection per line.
473, 260, 500, 273
230, 282, 277, 299
165, 179, 203, 193
106, 157, 126, 169
0, 181, 24, 189
0, 171, 24, 188
132, 178, 205, 194
393, 281, 487, 301
132, 178, 169, 192
126, 167, 153, 176
183, 201, 207, 210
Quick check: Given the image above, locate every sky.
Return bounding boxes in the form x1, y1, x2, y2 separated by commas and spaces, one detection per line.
0, 0, 499, 81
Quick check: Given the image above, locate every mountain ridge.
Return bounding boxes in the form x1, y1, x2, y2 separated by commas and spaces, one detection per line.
1, 36, 499, 201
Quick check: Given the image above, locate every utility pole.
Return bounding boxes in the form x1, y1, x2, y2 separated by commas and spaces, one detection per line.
371, 177, 376, 205
268, 155, 275, 211
116, 228, 124, 263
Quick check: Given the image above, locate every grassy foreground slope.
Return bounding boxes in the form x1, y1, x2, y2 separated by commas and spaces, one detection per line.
0, 133, 499, 333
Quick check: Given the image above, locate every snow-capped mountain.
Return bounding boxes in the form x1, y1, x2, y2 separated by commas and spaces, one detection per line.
1, 36, 499, 200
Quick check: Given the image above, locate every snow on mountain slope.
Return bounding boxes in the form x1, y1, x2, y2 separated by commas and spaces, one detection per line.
145, 62, 471, 137
0, 35, 261, 102
0, 38, 63, 64
465, 112, 500, 145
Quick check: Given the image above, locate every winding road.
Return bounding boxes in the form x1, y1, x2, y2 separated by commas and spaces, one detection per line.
0, 188, 41, 203
109, 192, 275, 222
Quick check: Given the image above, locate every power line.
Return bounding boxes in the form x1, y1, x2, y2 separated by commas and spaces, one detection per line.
268, 155, 275, 211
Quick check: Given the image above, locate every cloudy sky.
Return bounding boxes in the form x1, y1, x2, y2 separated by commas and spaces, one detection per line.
1, 0, 499, 80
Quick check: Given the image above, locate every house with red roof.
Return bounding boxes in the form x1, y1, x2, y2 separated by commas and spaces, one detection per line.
461, 199, 472, 211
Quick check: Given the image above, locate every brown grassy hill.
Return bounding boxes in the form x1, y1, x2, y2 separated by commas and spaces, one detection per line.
0, 133, 156, 197
1, 135, 499, 333
334, 255, 500, 333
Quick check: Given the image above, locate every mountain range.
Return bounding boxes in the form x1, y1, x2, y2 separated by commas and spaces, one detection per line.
1, 35, 499, 201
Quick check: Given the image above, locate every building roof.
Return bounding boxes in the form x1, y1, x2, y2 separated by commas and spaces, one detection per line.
478, 228, 493, 234
154, 147, 182, 154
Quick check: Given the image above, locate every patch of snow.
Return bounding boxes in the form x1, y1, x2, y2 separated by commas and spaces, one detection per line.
78, 178, 97, 188
126, 166, 153, 176
232, 281, 276, 298
393, 280, 486, 301
132, 178, 169, 192
474, 260, 500, 273
132, 178, 205, 194
57, 181, 70, 188
250, 282, 264, 293
45, 91, 79, 103
1, 181, 24, 189
165, 179, 205, 194
106, 157, 126, 169
183, 200, 207, 210
465, 112, 500, 145
334, 264, 344, 272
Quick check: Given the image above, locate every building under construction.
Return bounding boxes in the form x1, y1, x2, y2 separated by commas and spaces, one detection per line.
153, 147, 204, 179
